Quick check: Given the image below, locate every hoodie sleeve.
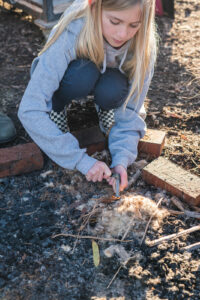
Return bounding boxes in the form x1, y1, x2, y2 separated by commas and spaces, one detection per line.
109, 63, 154, 169
18, 28, 97, 175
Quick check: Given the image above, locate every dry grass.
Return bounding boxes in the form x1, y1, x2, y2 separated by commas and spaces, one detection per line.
90, 193, 169, 240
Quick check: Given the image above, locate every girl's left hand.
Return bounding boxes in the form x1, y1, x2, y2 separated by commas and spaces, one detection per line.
107, 164, 128, 192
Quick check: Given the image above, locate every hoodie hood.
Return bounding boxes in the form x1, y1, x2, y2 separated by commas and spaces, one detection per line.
102, 39, 131, 73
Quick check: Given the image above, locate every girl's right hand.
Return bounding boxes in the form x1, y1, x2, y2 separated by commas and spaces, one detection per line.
86, 161, 111, 183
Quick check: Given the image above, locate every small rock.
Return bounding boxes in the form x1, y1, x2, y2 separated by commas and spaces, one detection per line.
76, 193, 82, 200
44, 182, 54, 188
40, 170, 53, 178
40, 265, 46, 273
133, 160, 148, 170
61, 245, 71, 253
104, 245, 130, 262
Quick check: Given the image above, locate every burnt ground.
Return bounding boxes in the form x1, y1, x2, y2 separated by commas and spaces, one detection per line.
0, 0, 200, 299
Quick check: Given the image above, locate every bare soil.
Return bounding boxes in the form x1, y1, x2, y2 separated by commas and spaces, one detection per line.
0, 1, 200, 299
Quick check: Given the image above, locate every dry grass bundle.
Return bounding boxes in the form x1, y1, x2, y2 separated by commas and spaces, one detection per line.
90, 193, 169, 240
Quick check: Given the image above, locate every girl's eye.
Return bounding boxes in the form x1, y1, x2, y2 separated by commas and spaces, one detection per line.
110, 20, 120, 25
130, 24, 139, 29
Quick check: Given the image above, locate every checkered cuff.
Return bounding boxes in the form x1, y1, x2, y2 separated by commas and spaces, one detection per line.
98, 108, 115, 136
49, 109, 69, 133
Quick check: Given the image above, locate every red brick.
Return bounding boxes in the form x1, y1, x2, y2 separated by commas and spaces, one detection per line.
73, 126, 166, 157
138, 129, 166, 157
142, 157, 200, 206
0, 143, 44, 178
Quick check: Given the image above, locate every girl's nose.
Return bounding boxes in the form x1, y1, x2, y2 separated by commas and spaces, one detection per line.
117, 27, 128, 40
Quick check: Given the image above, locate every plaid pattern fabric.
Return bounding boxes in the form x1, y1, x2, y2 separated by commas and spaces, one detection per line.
49, 109, 69, 133
98, 108, 115, 136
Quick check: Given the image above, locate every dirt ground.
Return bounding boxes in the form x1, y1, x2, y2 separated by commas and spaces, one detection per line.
0, 1, 200, 299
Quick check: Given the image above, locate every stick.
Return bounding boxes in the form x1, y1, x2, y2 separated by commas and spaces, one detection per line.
51, 233, 132, 243
171, 197, 200, 219
107, 265, 122, 289
72, 201, 99, 252
167, 208, 200, 218
147, 225, 200, 247
184, 210, 200, 219
167, 209, 184, 215
170, 196, 185, 211
140, 197, 164, 246
121, 215, 135, 241
107, 254, 134, 289
182, 242, 200, 252
192, 206, 200, 213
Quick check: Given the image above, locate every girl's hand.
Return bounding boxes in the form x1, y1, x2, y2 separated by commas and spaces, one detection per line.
107, 165, 128, 192
86, 161, 111, 183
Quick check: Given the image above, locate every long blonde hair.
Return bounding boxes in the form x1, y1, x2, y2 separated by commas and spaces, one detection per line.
40, 0, 157, 105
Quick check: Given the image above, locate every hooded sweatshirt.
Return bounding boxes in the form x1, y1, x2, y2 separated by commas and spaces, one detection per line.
18, 16, 154, 175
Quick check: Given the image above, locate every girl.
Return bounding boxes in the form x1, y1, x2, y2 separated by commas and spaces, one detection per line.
18, 0, 157, 191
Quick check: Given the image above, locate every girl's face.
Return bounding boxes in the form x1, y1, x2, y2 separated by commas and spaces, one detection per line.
101, 4, 142, 48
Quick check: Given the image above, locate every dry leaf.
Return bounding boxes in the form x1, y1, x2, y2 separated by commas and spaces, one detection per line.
92, 240, 100, 267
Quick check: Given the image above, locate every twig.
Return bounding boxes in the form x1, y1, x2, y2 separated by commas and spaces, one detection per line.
147, 225, 200, 247
79, 202, 99, 231
192, 206, 200, 213
20, 208, 40, 216
170, 196, 185, 211
81, 208, 101, 219
191, 158, 199, 169
171, 196, 200, 219
167, 209, 184, 215
140, 197, 164, 246
72, 201, 99, 252
107, 265, 123, 289
182, 242, 200, 252
183, 210, 200, 219
121, 215, 135, 241
107, 254, 134, 289
51, 233, 132, 243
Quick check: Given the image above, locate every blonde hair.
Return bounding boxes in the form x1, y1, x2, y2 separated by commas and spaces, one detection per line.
40, 0, 157, 105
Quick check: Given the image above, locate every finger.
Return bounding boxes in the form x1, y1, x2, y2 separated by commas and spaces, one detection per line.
86, 174, 91, 181
103, 167, 112, 179
106, 177, 115, 185
107, 178, 116, 193
97, 171, 104, 182
106, 177, 111, 183
119, 175, 128, 191
92, 173, 100, 182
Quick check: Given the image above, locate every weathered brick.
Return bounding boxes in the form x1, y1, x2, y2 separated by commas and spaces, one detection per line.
73, 126, 166, 157
142, 157, 200, 206
138, 129, 166, 157
0, 143, 44, 178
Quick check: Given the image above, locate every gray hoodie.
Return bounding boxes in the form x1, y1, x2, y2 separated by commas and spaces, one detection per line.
18, 17, 154, 175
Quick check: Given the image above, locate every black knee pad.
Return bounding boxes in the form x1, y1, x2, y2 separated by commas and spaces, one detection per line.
94, 68, 129, 110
